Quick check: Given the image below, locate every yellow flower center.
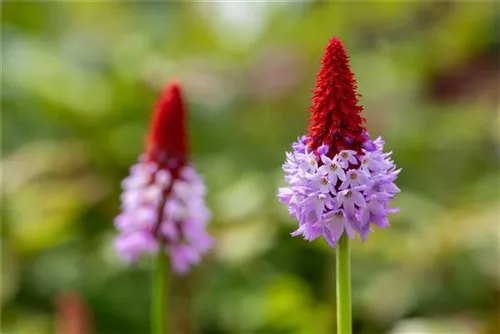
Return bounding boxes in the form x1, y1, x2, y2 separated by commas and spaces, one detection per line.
335, 211, 343, 218
341, 152, 348, 159
345, 191, 352, 198
321, 177, 328, 185
330, 164, 338, 171
350, 173, 357, 180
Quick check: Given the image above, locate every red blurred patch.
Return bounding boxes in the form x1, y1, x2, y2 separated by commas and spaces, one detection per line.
55, 291, 92, 334
428, 45, 500, 104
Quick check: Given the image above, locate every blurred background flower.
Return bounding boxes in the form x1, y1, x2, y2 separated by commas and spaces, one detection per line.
2, 2, 499, 334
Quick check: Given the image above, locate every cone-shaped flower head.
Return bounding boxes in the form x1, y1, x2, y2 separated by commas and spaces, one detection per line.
307, 37, 366, 155
147, 83, 188, 164
278, 38, 400, 247
115, 82, 212, 274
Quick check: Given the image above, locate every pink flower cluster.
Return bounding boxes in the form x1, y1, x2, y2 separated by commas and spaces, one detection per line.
115, 156, 212, 274
279, 135, 400, 247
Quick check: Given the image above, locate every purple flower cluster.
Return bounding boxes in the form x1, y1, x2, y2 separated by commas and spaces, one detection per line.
114, 156, 212, 274
278, 135, 400, 247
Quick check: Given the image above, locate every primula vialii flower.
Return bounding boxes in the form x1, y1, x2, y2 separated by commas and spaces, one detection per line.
278, 37, 400, 247
114, 82, 212, 274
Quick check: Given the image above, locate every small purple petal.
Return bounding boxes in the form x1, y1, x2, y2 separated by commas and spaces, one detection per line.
372, 214, 390, 228
317, 144, 329, 155
115, 232, 158, 262
344, 220, 356, 239
362, 140, 377, 152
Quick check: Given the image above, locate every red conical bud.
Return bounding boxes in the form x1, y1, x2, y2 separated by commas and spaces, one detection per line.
147, 82, 188, 165
307, 37, 366, 156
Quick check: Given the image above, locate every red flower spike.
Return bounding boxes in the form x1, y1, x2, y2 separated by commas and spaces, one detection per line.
147, 82, 188, 165
307, 37, 366, 156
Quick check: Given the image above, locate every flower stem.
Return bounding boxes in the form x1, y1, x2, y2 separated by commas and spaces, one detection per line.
336, 233, 351, 334
152, 247, 168, 334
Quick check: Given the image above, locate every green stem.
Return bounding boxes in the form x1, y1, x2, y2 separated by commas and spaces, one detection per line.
152, 247, 168, 334
336, 234, 352, 334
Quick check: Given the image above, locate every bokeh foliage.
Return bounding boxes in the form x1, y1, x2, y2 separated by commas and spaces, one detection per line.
2, 2, 499, 334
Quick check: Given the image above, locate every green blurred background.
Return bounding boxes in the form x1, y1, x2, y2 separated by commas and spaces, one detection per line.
2, 2, 499, 334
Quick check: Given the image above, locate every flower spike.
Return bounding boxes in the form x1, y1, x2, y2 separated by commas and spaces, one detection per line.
115, 82, 211, 274
278, 37, 400, 247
